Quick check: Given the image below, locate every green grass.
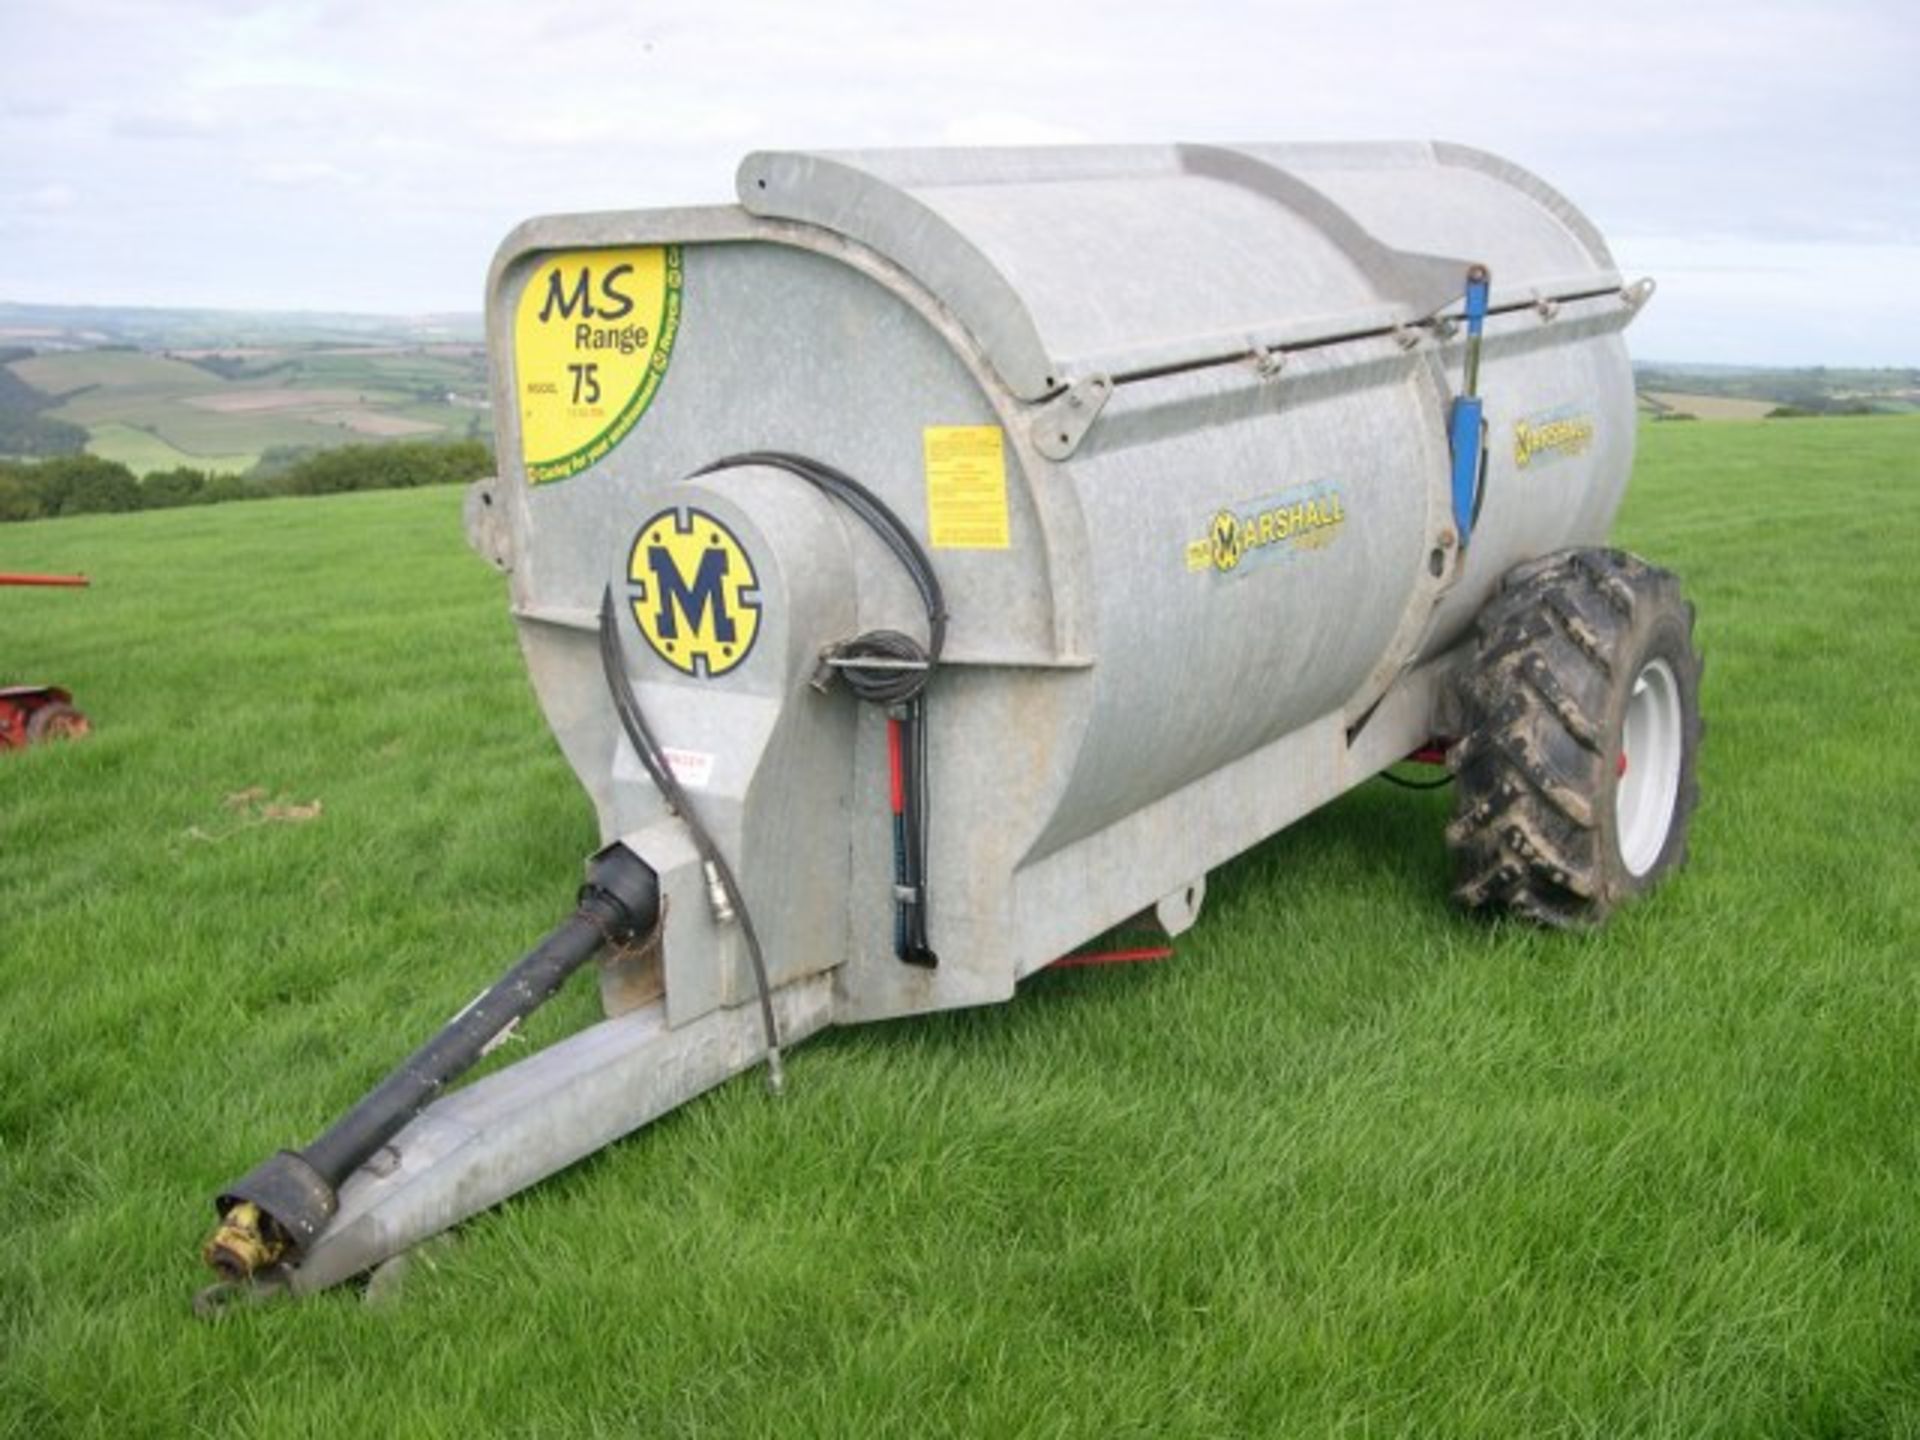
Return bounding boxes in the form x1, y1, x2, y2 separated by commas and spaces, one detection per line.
3, 417, 1918, 1436
127, 404, 407, 457
83, 421, 254, 476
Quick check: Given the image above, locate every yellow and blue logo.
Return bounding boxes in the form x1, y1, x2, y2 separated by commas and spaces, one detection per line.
1185, 484, 1347, 574
627, 507, 761, 678
1512, 405, 1595, 469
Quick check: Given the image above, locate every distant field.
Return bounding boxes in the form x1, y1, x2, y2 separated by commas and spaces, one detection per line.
81, 421, 253, 475
0, 299, 482, 352
3, 416, 1918, 1436
185, 387, 367, 413
1643, 391, 1780, 421
1635, 364, 1920, 420
2, 343, 490, 471
9, 349, 211, 395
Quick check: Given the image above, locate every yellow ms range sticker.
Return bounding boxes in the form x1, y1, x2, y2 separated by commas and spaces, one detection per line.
515, 245, 683, 485
627, 507, 761, 679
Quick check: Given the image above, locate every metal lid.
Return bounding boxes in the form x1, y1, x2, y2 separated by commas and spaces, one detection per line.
739, 142, 1619, 400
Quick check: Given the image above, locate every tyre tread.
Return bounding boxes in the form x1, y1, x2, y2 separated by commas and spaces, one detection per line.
1446, 547, 1699, 925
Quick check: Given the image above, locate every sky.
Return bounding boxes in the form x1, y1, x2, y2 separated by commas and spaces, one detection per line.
2, 0, 1916, 365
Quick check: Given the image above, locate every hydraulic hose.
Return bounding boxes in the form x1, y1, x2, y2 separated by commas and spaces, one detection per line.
691, 452, 945, 964
203, 844, 658, 1281
691, 451, 947, 702
596, 590, 786, 1092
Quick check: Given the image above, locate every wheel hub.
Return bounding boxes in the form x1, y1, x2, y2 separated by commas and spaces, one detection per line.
1616, 658, 1683, 876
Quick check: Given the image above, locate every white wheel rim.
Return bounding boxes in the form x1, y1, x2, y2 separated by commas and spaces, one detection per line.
1616, 657, 1683, 877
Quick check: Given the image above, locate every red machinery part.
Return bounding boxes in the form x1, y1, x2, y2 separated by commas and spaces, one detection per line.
886, 714, 905, 816
3, 575, 92, 747
1049, 945, 1174, 969
0, 687, 89, 749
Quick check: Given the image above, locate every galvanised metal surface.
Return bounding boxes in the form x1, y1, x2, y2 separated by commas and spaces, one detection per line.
472, 141, 1647, 1029
286, 976, 837, 1294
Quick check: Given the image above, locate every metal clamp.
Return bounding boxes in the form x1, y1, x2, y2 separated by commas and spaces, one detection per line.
825, 654, 929, 672
702, 858, 735, 925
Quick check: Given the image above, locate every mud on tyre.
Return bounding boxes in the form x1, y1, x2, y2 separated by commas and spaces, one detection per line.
1447, 548, 1703, 926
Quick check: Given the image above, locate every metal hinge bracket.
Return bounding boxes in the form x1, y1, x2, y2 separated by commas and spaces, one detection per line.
1030, 374, 1112, 461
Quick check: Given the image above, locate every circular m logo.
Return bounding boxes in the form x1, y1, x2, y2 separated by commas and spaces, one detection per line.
626, 507, 762, 678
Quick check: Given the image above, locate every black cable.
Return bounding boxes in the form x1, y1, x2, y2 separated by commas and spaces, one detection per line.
837, 629, 936, 706
1375, 767, 1455, 791
910, 700, 933, 956
692, 451, 947, 702
596, 590, 786, 1093
1470, 422, 1490, 532
693, 451, 944, 964
893, 698, 935, 965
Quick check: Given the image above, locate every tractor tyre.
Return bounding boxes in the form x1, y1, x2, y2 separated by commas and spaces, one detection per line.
1446, 548, 1702, 927
25, 701, 89, 744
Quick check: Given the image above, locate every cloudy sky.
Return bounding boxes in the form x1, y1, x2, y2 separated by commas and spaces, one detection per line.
3, 0, 1915, 364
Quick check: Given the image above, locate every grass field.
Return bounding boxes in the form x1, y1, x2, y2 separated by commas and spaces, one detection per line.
80, 422, 255, 476
1642, 391, 1782, 422
3, 345, 490, 472
3, 417, 1918, 1436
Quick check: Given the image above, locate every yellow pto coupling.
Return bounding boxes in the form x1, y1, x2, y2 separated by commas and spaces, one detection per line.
201, 1202, 286, 1282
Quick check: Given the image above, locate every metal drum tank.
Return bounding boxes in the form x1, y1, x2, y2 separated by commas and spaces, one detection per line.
469, 141, 1648, 1023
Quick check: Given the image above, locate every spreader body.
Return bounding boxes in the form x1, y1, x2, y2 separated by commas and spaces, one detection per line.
470, 141, 1642, 1029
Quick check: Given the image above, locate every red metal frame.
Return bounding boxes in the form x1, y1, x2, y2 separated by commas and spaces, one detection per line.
1049, 944, 1175, 969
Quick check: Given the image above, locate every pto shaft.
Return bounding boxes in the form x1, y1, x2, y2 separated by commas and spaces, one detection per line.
204, 844, 658, 1281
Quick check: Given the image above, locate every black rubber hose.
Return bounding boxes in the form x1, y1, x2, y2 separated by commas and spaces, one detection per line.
214, 845, 658, 1254
688, 451, 944, 966
596, 590, 786, 1091
1375, 767, 1455, 791
691, 451, 948, 701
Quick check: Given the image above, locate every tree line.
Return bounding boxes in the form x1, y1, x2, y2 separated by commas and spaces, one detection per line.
0, 440, 494, 523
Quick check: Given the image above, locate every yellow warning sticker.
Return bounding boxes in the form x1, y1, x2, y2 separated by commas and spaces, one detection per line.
514, 245, 682, 485
923, 425, 1010, 550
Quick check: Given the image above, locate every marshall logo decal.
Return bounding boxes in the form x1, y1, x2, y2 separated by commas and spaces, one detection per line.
1513, 406, 1596, 469
627, 506, 761, 678
1184, 483, 1348, 574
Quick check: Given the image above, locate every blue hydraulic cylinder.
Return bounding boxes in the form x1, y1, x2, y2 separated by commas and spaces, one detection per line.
1449, 266, 1492, 544
1449, 395, 1484, 540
